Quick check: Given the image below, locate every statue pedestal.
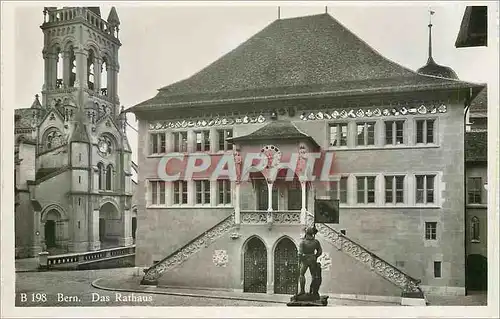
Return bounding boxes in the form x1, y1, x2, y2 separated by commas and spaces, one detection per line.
287, 293, 328, 307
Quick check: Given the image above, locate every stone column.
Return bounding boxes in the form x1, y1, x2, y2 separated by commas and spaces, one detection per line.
42, 50, 51, 90
94, 57, 102, 91
62, 51, 71, 87
31, 211, 43, 255
88, 209, 101, 251
73, 46, 87, 88
235, 182, 241, 226
267, 181, 274, 226
300, 181, 307, 225
118, 209, 134, 247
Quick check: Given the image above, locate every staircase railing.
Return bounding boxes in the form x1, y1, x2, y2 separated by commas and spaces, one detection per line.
141, 214, 235, 285
316, 223, 423, 295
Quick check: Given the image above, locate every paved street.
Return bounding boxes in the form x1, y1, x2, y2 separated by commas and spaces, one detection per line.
15, 269, 280, 307
15, 268, 402, 307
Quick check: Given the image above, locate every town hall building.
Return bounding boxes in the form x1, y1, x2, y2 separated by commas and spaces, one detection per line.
130, 12, 484, 297
14, 7, 136, 258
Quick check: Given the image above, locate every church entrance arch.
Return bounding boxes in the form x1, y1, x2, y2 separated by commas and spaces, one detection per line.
43, 209, 61, 248
99, 202, 120, 247
243, 236, 267, 293
274, 237, 299, 294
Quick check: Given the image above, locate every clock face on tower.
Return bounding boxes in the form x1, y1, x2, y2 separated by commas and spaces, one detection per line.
97, 135, 113, 157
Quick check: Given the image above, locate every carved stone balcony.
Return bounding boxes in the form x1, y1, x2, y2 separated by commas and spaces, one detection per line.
240, 210, 302, 226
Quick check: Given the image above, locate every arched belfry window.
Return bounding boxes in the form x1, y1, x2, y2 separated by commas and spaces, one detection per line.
56, 48, 63, 88
87, 49, 95, 90
97, 162, 105, 190
471, 216, 480, 242
106, 164, 113, 190
69, 46, 76, 87
101, 57, 108, 96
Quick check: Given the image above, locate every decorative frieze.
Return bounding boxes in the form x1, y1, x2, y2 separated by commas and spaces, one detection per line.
241, 212, 267, 224
149, 114, 267, 131
299, 104, 447, 121
273, 212, 301, 224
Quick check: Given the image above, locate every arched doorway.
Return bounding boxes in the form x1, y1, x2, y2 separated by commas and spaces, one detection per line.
274, 237, 299, 294
243, 237, 267, 293
467, 254, 488, 291
99, 202, 120, 248
44, 209, 60, 248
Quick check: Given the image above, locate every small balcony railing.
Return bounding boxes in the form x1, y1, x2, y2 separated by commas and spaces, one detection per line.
240, 210, 302, 225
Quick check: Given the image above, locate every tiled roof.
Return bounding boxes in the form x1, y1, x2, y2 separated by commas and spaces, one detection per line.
470, 87, 487, 113
417, 57, 458, 79
231, 119, 319, 147
36, 167, 60, 180
70, 122, 90, 143
15, 109, 35, 129
129, 13, 483, 112
455, 6, 487, 48
465, 130, 487, 162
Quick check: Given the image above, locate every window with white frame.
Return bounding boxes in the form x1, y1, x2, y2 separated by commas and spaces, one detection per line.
195, 130, 210, 152
150, 180, 166, 205
468, 177, 482, 204
385, 120, 404, 145
416, 119, 435, 144
385, 175, 404, 204
217, 129, 233, 151
149, 133, 166, 154
425, 221, 437, 240
173, 180, 188, 204
173, 132, 188, 152
331, 177, 348, 203
356, 176, 375, 204
416, 175, 435, 204
329, 123, 348, 147
471, 216, 480, 242
217, 180, 231, 205
356, 122, 375, 146
195, 180, 211, 204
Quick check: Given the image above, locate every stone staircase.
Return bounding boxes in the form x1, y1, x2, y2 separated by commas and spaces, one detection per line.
141, 214, 236, 285
141, 212, 423, 299
315, 223, 423, 296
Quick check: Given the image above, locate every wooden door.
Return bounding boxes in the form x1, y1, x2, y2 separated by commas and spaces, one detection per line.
274, 238, 298, 294
44, 220, 56, 248
244, 237, 267, 293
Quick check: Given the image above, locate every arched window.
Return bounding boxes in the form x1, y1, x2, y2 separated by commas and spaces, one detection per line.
87, 49, 95, 90
101, 57, 108, 96
471, 216, 480, 242
43, 128, 64, 151
56, 49, 63, 88
97, 163, 104, 190
69, 46, 76, 87
106, 164, 113, 190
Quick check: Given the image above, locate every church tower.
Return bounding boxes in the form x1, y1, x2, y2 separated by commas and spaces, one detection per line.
34, 6, 133, 253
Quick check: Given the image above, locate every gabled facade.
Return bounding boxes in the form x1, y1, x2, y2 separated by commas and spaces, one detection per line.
14, 6, 135, 258
130, 13, 484, 297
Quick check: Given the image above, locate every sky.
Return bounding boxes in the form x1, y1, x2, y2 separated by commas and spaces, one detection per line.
13, 2, 495, 165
